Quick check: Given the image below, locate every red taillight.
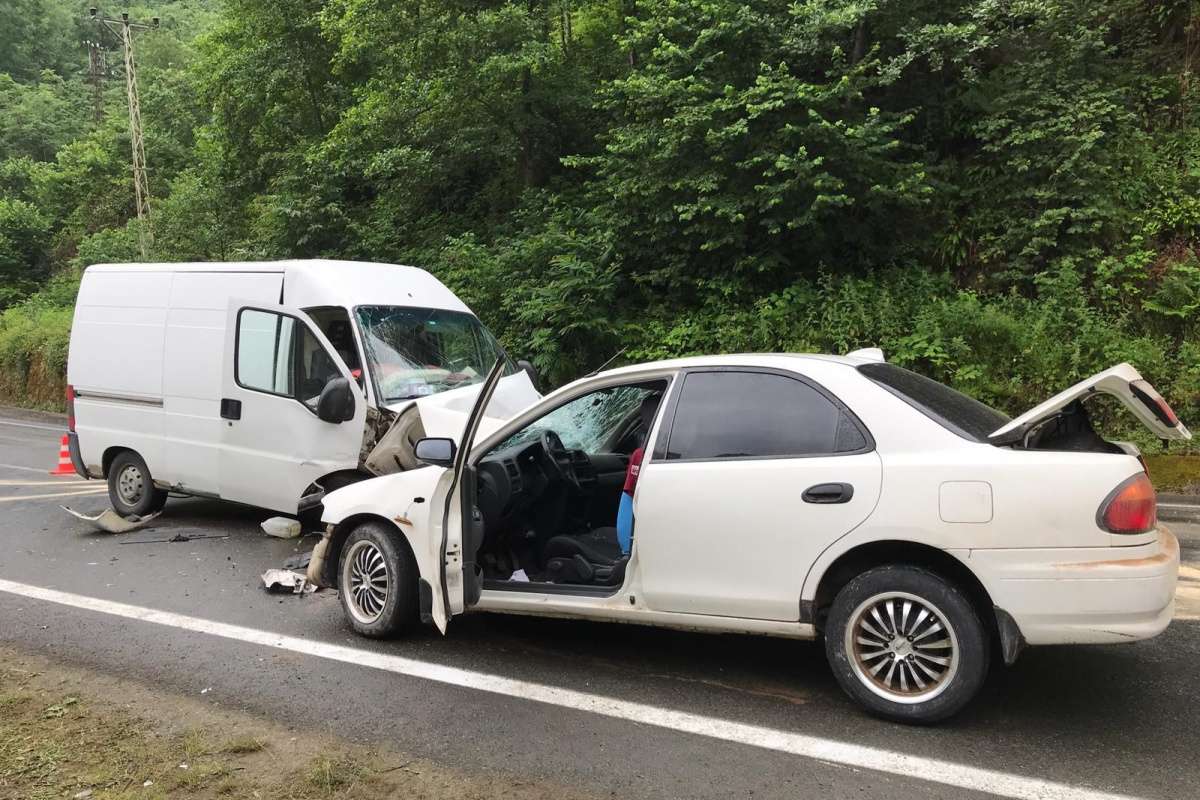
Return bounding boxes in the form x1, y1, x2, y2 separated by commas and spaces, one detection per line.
65, 384, 75, 432
1131, 379, 1179, 427
1098, 473, 1156, 534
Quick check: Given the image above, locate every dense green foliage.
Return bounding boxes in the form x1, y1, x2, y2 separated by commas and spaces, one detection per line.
0, 0, 1198, 444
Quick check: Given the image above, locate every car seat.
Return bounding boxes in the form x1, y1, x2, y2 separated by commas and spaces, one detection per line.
542, 528, 627, 585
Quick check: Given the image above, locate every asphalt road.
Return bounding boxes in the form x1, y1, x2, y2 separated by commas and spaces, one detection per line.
1, 414, 1199, 800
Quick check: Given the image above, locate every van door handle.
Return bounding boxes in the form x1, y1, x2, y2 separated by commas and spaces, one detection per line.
220, 398, 242, 420
802, 482, 854, 504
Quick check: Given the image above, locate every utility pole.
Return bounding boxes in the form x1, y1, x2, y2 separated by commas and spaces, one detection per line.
89, 8, 159, 258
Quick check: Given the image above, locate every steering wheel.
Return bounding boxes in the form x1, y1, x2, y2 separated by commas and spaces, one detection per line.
539, 430, 577, 487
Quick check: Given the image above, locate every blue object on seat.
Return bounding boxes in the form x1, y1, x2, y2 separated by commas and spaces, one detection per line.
616, 492, 634, 554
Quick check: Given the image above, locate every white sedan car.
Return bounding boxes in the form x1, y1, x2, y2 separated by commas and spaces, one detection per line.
308, 351, 1187, 723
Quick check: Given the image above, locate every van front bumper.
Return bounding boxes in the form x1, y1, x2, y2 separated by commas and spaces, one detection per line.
969, 527, 1179, 646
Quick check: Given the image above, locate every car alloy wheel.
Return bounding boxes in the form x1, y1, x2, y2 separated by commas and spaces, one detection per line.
344, 539, 390, 625
844, 591, 959, 704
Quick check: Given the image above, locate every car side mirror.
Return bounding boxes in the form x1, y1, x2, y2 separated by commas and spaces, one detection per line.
414, 437, 456, 467
517, 359, 539, 391
316, 376, 355, 423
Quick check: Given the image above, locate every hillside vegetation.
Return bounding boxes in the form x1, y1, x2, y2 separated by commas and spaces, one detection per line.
1, 0, 1198, 447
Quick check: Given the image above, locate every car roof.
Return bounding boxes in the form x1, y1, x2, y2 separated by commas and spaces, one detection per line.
594, 352, 875, 379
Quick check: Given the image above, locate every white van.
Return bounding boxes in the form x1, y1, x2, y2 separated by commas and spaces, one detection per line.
65, 260, 540, 517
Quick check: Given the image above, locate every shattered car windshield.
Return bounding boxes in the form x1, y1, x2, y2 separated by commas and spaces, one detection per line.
356, 306, 506, 402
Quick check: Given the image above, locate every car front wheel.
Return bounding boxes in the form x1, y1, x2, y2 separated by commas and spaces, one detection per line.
338, 521, 419, 638
824, 565, 989, 724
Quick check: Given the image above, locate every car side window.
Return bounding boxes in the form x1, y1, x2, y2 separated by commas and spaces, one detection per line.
664, 371, 868, 460
236, 309, 296, 396
493, 382, 666, 454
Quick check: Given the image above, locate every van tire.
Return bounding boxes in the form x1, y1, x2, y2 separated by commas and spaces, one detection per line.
106, 450, 168, 518
824, 565, 988, 724
338, 521, 419, 638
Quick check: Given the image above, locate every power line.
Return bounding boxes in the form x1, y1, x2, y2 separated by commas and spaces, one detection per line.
85, 36, 106, 124
89, 8, 160, 259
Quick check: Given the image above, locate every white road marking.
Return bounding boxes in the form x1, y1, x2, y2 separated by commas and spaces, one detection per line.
0, 578, 1138, 800
0, 418, 63, 432
0, 488, 108, 503
0, 462, 61, 474
0, 479, 94, 486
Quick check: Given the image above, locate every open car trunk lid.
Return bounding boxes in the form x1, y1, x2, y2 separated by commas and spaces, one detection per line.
989, 363, 1191, 445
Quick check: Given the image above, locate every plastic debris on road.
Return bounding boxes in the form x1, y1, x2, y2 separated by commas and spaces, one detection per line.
260, 516, 302, 539
261, 568, 318, 594
60, 506, 162, 534
282, 551, 312, 570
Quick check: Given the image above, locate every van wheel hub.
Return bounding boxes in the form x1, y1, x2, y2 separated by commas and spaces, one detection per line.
116, 464, 144, 504
345, 540, 389, 624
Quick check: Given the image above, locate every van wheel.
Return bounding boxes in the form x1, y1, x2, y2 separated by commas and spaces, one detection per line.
339, 521, 418, 638
107, 450, 168, 518
824, 565, 988, 724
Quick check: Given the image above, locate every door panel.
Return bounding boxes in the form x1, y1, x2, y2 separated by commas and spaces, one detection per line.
634, 453, 882, 620
632, 367, 882, 621
440, 358, 508, 626
219, 301, 365, 513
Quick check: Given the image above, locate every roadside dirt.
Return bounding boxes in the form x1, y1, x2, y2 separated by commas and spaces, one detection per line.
0, 646, 597, 800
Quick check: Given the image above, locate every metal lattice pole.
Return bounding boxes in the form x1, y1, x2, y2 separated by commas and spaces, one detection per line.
120, 19, 151, 257
90, 8, 159, 259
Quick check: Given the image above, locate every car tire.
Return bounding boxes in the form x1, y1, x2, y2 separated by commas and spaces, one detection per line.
824, 565, 989, 724
106, 450, 168, 518
338, 521, 419, 638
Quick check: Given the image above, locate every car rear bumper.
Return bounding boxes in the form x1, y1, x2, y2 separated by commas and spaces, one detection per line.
968, 527, 1179, 646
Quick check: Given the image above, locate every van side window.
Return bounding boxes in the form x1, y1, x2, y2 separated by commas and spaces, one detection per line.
236, 310, 296, 396
296, 327, 341, 410
664, 371, 870, 460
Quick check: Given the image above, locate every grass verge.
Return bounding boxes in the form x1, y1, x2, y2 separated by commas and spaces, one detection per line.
1145, 454, 1200, 494
0, 650, 591, 800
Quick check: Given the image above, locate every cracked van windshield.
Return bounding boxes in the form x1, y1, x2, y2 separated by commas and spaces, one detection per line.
356, 306, 505, 402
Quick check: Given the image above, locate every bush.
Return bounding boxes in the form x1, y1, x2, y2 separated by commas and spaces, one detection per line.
0, 274, 78, 410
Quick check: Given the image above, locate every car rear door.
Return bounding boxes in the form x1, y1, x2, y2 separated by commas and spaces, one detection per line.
219, 301, 365, 512
632, 367, 883, 621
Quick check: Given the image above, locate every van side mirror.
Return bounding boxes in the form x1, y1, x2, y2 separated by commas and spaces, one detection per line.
517, 359, 539, 391
316, 377, 355, 423
414, 437, 456, 467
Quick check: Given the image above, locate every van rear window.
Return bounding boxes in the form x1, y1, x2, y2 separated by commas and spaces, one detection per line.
858, 363, 1009, 442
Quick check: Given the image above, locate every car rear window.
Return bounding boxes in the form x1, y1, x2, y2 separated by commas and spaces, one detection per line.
857, 363, 1009, 442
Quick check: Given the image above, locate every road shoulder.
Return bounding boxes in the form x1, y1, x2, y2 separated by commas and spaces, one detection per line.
0, 644, 594, 800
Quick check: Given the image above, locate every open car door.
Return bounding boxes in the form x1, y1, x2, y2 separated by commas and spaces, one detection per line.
431, 357, 508, 631
989, 363, 1191, 445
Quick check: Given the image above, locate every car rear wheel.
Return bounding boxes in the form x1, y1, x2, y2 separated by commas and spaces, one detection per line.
106, 450, 167, 518
824, 565, 988, 724
338, 521, 418, 638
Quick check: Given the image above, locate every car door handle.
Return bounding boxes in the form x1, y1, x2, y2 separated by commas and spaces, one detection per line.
802, 482, 854, 504
220, 398, 242, 420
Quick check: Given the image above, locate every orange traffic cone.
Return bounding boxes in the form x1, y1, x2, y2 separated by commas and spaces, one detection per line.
49, 435, 74, 476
